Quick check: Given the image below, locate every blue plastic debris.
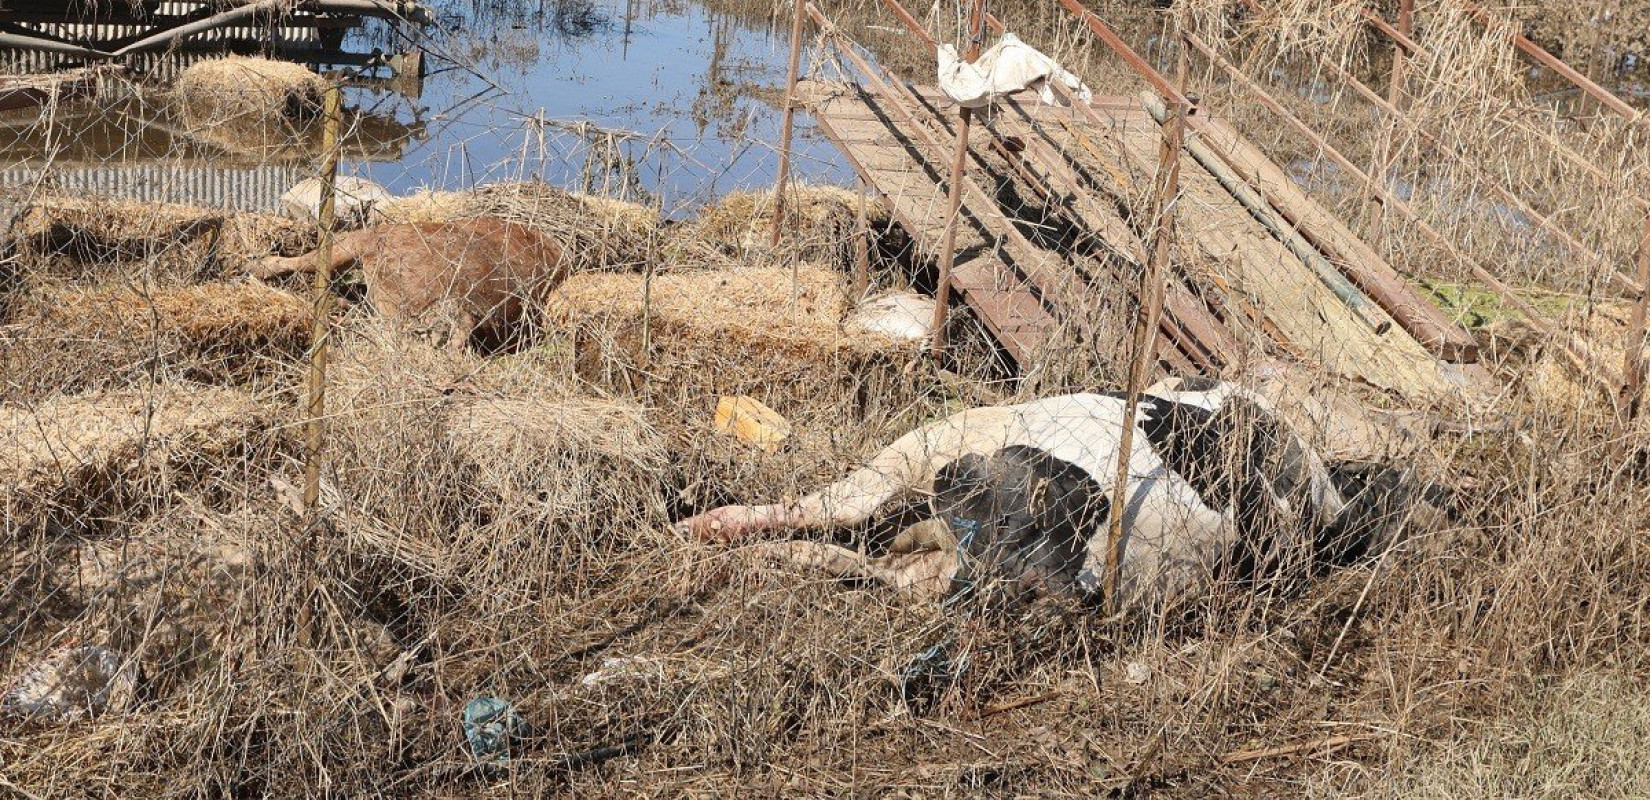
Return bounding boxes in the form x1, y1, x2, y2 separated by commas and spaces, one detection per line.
462, 696, 529, 762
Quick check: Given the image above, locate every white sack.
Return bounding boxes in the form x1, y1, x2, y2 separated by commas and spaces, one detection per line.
937, 32, 1095, 110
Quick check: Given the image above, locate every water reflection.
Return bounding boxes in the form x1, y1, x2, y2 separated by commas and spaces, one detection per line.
0, 0, 848, 215
355, 0, 847, 214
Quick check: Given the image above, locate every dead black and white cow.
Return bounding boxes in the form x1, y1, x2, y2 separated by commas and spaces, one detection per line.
674, 378, 1448, 609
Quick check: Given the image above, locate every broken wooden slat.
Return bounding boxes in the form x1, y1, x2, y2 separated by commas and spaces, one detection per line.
1191, 112, 1481, 362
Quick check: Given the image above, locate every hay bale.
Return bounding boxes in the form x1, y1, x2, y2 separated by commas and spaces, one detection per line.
374, 181, 660, 271
4, 282, 310, 399
2, 385, 268, 526
176, 56, 325, 155
546, 263, 914, 410
691, 184, 886, 262
8, 194, 313, 277
31, 281, 310, 352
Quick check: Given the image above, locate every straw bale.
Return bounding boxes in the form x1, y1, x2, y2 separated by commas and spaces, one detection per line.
29, 281, 310, 353
3, 282, 310, 399
690, 184, 886, 262
546, 263, 915, 409
9, 194, 314, 278
2, 385, 269, 526
374, 181, 660, 271
176, 56, 325, 155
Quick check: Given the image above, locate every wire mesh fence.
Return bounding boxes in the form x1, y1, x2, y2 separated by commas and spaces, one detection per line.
2, 0, 1650, 796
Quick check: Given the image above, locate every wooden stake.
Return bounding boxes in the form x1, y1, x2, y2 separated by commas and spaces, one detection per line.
1363, 0, 1411, 247
770, 0, 807, 250
1104, 40, 1189, 616
853, 178, 871, 298
302, 82, 344, 515
1621, 208, 1650, 423
928, 0, 987, 358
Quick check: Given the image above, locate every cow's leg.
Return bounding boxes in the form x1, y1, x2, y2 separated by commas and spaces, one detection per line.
252, 235, 363, 280
752, 541, 957, 600
676, 407, 1018, 542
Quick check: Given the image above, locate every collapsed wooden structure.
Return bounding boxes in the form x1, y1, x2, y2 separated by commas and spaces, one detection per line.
772, 0, 1649, 410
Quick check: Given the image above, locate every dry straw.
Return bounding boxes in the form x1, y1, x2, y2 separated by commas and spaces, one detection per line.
175, 55, 326, 157
4, 2, 1650, 792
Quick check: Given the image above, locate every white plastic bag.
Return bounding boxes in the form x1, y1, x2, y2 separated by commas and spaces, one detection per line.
937, 32, 1094, 109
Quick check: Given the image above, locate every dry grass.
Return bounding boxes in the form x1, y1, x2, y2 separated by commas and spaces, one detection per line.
691, 183, 889, 263
1, 2, 1648, 793
2, 281, 310, 401
547, 263, 928, 410
1310, 670, 1650, 798
1, 384, 270, 529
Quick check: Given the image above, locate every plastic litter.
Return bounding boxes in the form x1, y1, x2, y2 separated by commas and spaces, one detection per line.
462, 696, 530, 762
938, 32, 1094, 109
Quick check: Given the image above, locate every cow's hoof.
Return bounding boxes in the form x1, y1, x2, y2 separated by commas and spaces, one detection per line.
673, 513, 733, 543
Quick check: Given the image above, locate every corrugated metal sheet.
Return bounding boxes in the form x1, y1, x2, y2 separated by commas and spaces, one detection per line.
0, 163, 309, 212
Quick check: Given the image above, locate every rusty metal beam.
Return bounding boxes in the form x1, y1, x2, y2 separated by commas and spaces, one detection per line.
1459, 0, 1642, 123
1053, 0, 1191, 109
1354, 4, 1639, 202
1294, 34, 1644, 297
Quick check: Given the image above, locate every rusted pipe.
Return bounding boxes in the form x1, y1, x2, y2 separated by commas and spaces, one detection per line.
1106, 45, 1190, 616
1362, 0, 1412, 245
853, 179, 871, 299
1391, 0, 1414, 107
1052, 0, 1190, 109
878, 0, 938, 47
1459, 0, 1642, 123
1355, 5, 1630, 195
928, 0, 987, 357
1309, 41, 1642, 296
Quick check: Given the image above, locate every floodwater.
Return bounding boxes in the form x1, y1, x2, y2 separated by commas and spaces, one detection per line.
344, 0, 851, 214
0, 0, 852, 216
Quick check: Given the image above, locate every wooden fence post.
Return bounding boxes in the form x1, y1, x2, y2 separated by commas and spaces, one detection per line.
770, 0, 807, 251
303, 82, 344, 516
1621, 208, 1650, 423
1103, 37, 1190, 615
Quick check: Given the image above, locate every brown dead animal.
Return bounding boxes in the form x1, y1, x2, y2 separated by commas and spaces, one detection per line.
253, 217, 568, 353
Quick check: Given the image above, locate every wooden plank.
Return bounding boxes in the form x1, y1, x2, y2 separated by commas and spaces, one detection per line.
1192, 113, 1481, 363
812, 75, 1089, 354
1110, 125, 1450, 397
985, 97, 1241, 369
812, 99, 1056, 362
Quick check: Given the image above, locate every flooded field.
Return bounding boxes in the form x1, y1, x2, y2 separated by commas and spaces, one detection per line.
343, 0, 852, 210
0, 0, 852, 216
